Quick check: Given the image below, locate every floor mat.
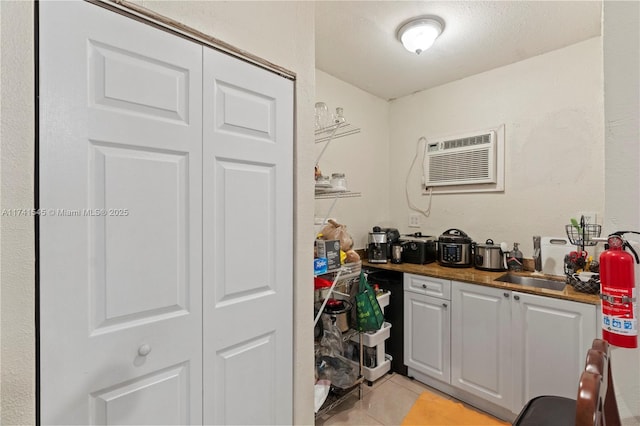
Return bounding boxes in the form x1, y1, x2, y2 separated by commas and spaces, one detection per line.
401, 391, 510, 426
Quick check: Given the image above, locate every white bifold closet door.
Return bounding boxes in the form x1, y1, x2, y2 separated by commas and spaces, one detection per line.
39, 1, 293, 425
201, 47, 293, 425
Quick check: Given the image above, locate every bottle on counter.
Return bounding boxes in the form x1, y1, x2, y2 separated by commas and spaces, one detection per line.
508, 242, 524, 272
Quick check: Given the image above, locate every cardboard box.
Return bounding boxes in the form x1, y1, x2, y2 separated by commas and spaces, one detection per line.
316, 239, 341, 272
314, 258, 328, 275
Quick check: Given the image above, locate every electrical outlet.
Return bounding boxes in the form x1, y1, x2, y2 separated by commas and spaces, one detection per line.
409, 214, 420, 228
578, 211, 597, 224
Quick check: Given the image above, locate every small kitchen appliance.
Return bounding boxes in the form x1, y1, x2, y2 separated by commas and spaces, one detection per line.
399, 233, 437, 264
474, 239, 507, 271
372, 226, 400, 258
391, 244, 403, 264
322, 299, 352, 333
438, 228, 473, 267
368, 229, 388, 263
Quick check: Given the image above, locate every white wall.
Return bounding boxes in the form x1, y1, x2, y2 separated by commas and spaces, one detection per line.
389, 37, 604, 258
0, 1, 36, 423
0, 1, 317, 425
315, 70, 390, 249
603, 1, 640, 423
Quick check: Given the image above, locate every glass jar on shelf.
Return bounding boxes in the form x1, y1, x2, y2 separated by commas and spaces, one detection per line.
330, 173, 347, 191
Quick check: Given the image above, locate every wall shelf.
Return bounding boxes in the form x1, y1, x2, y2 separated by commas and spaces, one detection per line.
314, 191, 361, 200
315, 121, 361, 166
315, 122, 361, 144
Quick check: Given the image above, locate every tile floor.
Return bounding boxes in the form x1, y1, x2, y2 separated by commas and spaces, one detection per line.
315, 373, 502, 425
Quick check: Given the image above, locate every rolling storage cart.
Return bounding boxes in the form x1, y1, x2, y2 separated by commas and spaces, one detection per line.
346, 290, 391, 385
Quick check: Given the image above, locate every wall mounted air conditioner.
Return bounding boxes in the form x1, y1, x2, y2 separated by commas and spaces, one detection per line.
423, 128, 500, 187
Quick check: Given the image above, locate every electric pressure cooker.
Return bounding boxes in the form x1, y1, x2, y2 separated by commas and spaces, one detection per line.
438, 228, 473, 267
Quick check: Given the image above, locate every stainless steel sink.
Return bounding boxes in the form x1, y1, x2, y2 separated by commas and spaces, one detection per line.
495, 273, 566, 291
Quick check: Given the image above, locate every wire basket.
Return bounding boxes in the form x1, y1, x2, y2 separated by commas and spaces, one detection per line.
565, 224, 602, 247
566, 273, 600, 295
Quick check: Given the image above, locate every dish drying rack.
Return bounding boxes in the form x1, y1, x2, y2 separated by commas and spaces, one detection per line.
564, 216, 602, 294
565, 216, 602, 252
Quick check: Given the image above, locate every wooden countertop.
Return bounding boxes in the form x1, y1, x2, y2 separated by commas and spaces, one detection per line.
361, 259, 600, 305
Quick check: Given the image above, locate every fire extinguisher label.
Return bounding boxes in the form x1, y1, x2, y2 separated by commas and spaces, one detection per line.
601, 286, 637, 337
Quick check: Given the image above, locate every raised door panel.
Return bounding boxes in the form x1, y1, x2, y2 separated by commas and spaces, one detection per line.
90, 144, 190, 333
202, 46, 293, 425
451, 282, 511, 410
90, 363, 190, 425
511, 292, 597, 412
39, 2, 203, 423
404, 292, 451, 382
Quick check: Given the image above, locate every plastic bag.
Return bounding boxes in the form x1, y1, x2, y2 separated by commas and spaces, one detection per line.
315, 355, 358, 389
316, 316, 343, 358
320, 219, 353, 252
314, 380, 331, 412
355, 272, 385, 332
344, 249, 360, 263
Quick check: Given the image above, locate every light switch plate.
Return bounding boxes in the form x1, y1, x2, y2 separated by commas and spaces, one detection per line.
409, 214, 420, 228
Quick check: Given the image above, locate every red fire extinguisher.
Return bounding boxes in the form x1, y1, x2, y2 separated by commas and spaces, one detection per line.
599, 232, 640, 348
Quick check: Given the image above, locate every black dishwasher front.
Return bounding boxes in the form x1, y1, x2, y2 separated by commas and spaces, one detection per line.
365, 269, 407, 376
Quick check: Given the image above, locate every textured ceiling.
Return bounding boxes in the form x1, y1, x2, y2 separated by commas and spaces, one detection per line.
315, 1, 602, 100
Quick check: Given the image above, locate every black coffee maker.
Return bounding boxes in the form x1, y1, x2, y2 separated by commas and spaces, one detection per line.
368, 226, 400, 263
368, 228, 388, 263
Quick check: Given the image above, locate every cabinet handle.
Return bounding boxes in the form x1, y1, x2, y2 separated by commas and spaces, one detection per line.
442, 303, 448, 308
422, 284, 427, 289
138, 344, 152, 357
503, 292, 509, 298
514, 295, 520, 301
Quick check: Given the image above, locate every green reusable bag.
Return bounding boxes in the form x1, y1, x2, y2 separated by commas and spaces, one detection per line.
355, 272, 384, 332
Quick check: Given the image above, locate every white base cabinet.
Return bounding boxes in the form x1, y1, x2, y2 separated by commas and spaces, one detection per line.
404, 292, 451, 382
511, 291, 597, 411
451, 282, 512, 410
450, 281, 598, 414
405, 276, 598, 418
403, 274, 451, 383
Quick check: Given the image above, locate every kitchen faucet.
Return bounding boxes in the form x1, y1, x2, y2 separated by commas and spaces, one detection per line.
533, 236, 542, 273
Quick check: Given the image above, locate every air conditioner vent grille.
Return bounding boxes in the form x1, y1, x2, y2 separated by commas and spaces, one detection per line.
423, 129, 498, 187
429, 149, 490, 183
442, 133, 491, 150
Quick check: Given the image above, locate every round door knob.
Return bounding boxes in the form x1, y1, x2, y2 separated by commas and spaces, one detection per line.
503, 292, 509, 298
138, 344, 152, 357
422, 284, 427, 289
442, 303, 448, 308
514, 295, 520, 301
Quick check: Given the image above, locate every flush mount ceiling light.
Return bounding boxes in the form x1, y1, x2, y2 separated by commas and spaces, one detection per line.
397, 17, 444, 55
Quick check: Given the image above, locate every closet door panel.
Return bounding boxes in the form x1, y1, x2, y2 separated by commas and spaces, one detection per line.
39, 2, 203, 424
202, 46, 294, 425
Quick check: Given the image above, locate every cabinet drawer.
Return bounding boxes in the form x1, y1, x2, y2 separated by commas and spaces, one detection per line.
404, 273, 451, 300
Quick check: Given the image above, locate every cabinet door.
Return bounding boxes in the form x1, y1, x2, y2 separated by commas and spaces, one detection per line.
404, 291, 451, 382
511, 292, 597, 412
451, 281, 512, 409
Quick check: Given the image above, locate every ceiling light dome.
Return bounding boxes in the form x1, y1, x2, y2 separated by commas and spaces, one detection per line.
397, 17, 444, 55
